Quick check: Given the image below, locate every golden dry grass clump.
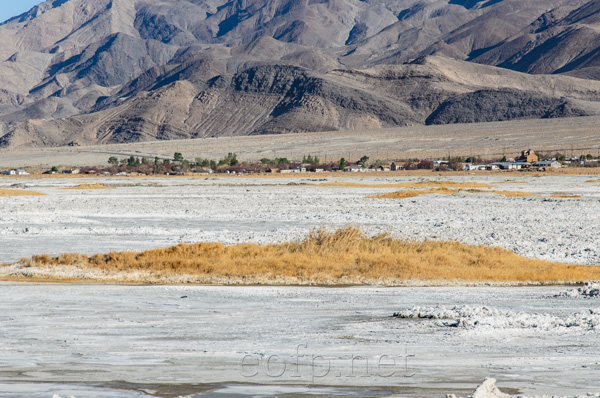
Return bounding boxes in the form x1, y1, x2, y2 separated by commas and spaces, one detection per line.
370, 188, 537, 199
0, 188, 45, 197
316, 181, 494, 189
472, 189, 538, 197
12, 227, 600, 284
63, 184, 115, 190
369, 188, 456, 199
404, 181, 494, 188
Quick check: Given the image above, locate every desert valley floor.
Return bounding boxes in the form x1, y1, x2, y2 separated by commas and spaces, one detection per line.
1, 174, 600, 397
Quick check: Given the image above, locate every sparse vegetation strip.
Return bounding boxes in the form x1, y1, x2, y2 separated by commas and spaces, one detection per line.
3, 227, 599, 285
312, 181, 494, 188
370, 188, 538, 199
62, 184, 115, 190
551, 194, 582, 198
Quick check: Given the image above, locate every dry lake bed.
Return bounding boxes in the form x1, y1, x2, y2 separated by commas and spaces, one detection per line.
1, 174, 600, 397
2, 174, 600, 264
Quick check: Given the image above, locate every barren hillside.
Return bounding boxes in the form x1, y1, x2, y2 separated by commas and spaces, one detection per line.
2, 0, 600, 148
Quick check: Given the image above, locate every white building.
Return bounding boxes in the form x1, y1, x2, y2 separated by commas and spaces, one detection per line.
533, 160, 562, 168
491, 162, 523, 170
2, 169, 28, 175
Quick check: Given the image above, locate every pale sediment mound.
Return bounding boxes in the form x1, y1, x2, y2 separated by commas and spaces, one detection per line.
394, 305, 600, 331
448, 378, 600, 398
447, 378, 510, 398
555, 282, 600, 298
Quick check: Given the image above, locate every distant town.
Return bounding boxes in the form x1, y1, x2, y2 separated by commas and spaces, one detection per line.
2, 149, 599, 177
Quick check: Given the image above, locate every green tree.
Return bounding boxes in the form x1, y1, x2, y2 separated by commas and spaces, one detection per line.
260, 158, 272, 164
108, 156, 119, 166
358, 155, 369, 166
302, 154, 319, 164
219, 152, 238, 166
229, 153, 239, 166
153, 164, 165, 174
371, 159, 384, 169
174, 152, 184, 162
196, 158, 211, 168
127, 156, 136, 167
339, 157, 346, 170
275, 157, 290, 165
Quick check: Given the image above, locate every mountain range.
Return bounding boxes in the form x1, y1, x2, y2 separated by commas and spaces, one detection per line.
2, 0, 600, 148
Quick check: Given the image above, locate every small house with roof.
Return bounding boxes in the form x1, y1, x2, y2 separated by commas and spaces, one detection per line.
516, 149, 538, 163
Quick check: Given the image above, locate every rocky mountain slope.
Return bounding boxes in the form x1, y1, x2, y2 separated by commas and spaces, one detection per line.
2, 0, 600, 148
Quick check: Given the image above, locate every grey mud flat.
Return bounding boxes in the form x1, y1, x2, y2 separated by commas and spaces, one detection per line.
1, 283, 599, 397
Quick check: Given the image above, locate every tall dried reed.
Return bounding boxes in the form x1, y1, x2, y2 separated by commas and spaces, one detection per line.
13, 227, 600, 284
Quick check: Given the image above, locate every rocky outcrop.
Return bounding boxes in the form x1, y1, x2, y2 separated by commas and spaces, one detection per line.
426, 89, 590, 124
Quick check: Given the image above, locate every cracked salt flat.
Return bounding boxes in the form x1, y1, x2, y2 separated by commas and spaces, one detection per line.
3, 175, 600, 397
1, 175, 600, 264
1, 283, 600, 397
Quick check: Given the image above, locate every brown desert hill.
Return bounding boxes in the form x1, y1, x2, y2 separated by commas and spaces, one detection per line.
3, 0, 600, 147
471, 0, 600, 77
3, 55, 600, 148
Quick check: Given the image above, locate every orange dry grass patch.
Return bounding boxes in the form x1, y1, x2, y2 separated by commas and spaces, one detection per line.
63, 184, 115, 190
0, 188, 45, 197
370, 188, 538, 199
368, 188, 456, 199
551, 194, 581, 198
466, 189, 538, 197
316, 181, 494, 189
12, 227, 600, 284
